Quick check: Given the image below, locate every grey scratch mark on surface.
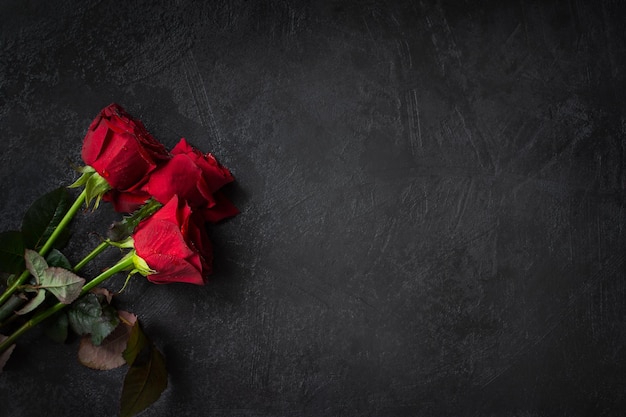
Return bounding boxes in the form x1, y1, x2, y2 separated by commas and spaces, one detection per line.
489, 218, 499, 277
405, 88, 422, 154
504, 23, 522, 46
362, 15, 375, 41
277, 192, 316, 217
390, 12, 400, 27
455, 106, 490, 169
452, 178, 474, 233
294, 283, 331, 309
355, 295, 383, 315
596, 212, 603, 264
395, 39, 413, 70
600, 1, 618, 79
423, 1, 463, 75
403, 39, 413, 69
421, 182, 430, 219
400, 180, 415, 206
261, 302, 277, 388
568, 0, 581, 31
501, 120, 546, 176
413, 90, 422, 149
182, 50, 223, 147
249, 300, 278, 388
288, 6, 298, 35
434, 129, 444, 153
519, 0, 531, 50
378, 217, 398, 254
568, 212, 575, 264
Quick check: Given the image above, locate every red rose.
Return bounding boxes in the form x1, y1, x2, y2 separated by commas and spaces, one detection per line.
133, 195, 212, 285
103, 189, 152, 213
82, 103, 170, 193
141, 138, 238, 222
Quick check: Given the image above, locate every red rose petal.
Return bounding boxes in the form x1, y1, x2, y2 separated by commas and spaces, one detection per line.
202, 191, 240, 223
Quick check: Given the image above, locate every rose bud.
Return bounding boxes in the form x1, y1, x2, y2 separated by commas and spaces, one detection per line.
141, 138, 238, 222
132, 195, 212, 285
77, 103, 170, 209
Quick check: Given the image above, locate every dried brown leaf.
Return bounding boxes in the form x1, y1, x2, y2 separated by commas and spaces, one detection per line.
0, 335, 16, 373
77, 311, 137, 370
91, 287, 113, 304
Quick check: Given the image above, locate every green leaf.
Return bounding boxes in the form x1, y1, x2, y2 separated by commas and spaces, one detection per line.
68, 293, 120, 345
123, 319, 149, 366
0, 231, 25, 274
120, 343, 167, 417
14, 289, 46, 315
46, 249, 73, 270
39, 267, 85, 304
24, 249, 48, 284
22, 187, 71, 251
44, 312, 69, 343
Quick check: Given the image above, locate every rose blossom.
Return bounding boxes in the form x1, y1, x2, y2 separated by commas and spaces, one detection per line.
133, 195, 212, 285
141, 138, 238, 222
81, 103, 170, 208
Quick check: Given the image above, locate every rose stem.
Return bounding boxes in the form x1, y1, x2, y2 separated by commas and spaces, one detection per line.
73, 240, 111, 271
0, 296, 25, 326
0, 254, 135, 353
0, 189, 88, 306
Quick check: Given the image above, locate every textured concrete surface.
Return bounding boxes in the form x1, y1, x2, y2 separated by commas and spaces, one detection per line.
1, 1, 625, 416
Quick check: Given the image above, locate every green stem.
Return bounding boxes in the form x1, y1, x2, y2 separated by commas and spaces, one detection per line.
0, 189, 88, 306
80, 253, 134, 294
0, 270, 29, 307
0, 254, 135, 353
73, 240, 110, 272
0, 295, 25, 326
40, 188, 88, 257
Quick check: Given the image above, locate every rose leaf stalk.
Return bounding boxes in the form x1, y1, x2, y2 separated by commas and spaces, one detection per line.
0, 253, 136, 354
0, 188, 89, 306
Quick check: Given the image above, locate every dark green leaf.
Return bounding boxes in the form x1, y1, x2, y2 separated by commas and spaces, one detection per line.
24, 249, 48, 284
46, 249, 73, 270
123, 319, 149, 366
44, 312, 69, 343
120, 343, 167, 417
39, 267, 85, 304
68, 293, 120, 345
0, 231, 25, 274
22, 187, 71, 251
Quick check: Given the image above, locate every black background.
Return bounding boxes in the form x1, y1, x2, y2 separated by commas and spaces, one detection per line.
1, 1, 625, 416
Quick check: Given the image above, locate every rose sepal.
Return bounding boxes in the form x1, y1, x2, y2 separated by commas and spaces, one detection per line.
69, 166, 112, 209
129, 252, 156, 277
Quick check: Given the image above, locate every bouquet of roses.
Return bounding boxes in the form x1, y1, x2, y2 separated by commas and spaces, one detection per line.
0, 104, 238, 416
